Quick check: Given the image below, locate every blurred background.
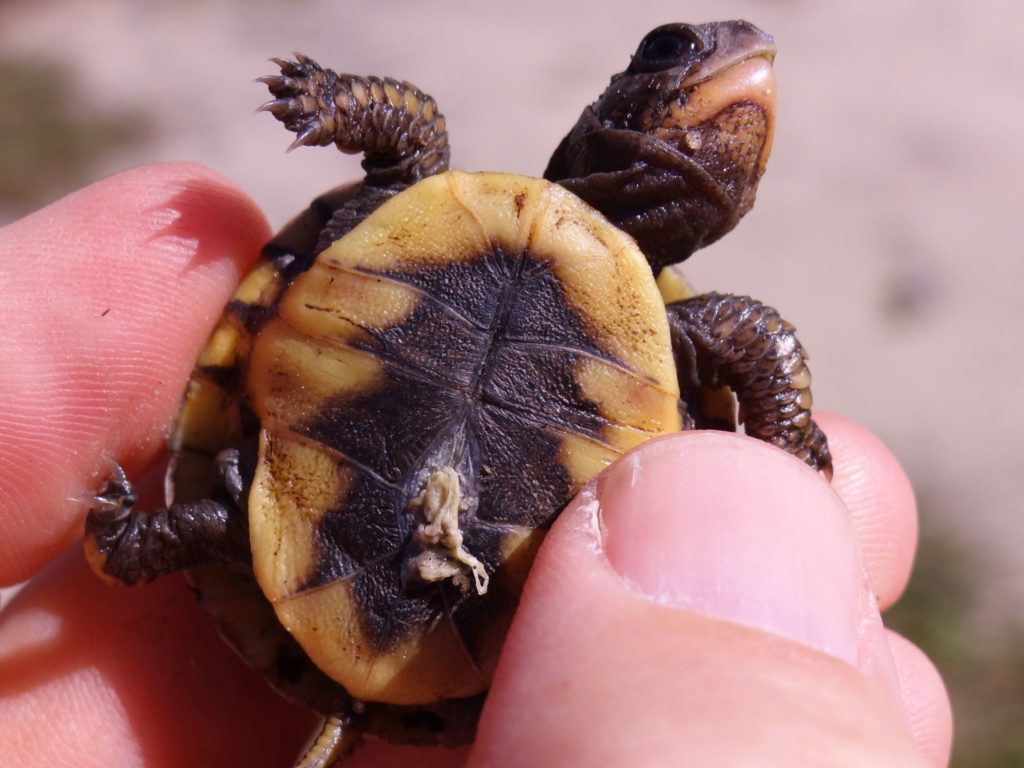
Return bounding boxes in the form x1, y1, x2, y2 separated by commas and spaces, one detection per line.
0, 0, 1020, 763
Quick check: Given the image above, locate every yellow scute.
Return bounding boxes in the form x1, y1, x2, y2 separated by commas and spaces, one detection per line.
195, 320, 245, 370
247, 318, 384, 428
250, 431, 354, 600
656, 264, 697, 303
279, 262, 420, 345
169, 377, 240, 454
272, 581, 488, 705
320, 173, 489, 273
574, 357, 681, 435
559, 433, 621, 488
232, 259, 283, 307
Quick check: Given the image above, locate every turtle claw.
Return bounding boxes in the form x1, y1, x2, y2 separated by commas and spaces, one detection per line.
214, 448, 246, 506
287, 124, 320, 152
274, 57, 306, 78
266, 54, 321, 87
255, 74, 303, 93
255, 74, 284, 88
78, 458, 137, 522
259, 55, 333, 151
256, 97, 294, 116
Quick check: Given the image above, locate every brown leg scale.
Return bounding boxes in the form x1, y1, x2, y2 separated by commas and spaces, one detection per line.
311, 184, 400, 255
258, 55, 449, 186
83, 460, 250, 586
667, 292, 833, 478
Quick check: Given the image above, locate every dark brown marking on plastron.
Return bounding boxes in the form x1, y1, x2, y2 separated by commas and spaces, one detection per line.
481, 345, 606, 438
472, 405, 573, 528
195, 363, 239, 391
300, 471, 407, 591
348, 556, 445, 652
297, 365, 464, 485
500, 258, 608, 352
512, 192, 526, 217
366, 250, 516, 327
226, 298, 272, 336
345, 540, 507, 657
363, 250, 614, 440
299, 244, 616, 486
335, 292, 490, 387
357, 693, 484, 746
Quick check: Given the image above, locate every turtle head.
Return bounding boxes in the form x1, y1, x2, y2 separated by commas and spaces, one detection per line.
544, 20, 777, 272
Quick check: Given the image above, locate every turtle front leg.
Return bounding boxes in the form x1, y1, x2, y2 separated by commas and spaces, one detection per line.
667, 293, 833, 478
83, 453, 250, 586
258, 55, 450, 252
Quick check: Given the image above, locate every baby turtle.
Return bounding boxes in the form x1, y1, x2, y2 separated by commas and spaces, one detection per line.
84, 20, 831, 765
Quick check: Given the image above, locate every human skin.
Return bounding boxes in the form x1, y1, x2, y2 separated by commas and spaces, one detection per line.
0, 163, 951, 766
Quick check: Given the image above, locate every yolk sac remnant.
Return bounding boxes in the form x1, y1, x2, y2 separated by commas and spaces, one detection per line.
406, 467, 490, 596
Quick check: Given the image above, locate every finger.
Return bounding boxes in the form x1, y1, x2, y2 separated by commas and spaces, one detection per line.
0, 461, 467, 767
816, 412, 919, 609
0, 549, 317, 766
472, 433, 935, 766
0, 163, 270, 585
887, 630, 954, 767
343, 744, 469, 767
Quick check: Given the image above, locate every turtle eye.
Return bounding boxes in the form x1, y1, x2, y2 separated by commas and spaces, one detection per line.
631, 26, 705, 73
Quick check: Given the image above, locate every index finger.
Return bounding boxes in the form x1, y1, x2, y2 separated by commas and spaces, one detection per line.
813, 412, 919, 609
0, 163, 269, 584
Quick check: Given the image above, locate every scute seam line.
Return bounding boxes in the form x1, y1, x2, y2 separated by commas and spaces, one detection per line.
269, 424, 399, 491
275, 309, 472, 393
316, 261, 488, 333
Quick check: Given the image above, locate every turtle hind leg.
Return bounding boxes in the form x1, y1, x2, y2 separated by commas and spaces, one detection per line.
667, 293, 833, 478
83, 454, 249, 586
294, 715, 360, 768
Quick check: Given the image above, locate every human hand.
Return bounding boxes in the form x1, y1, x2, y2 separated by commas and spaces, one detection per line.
0, 164, 950, 766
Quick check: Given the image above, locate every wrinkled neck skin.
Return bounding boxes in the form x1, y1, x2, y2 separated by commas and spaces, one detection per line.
546, 111, 742, 274
544, 20, 777, 274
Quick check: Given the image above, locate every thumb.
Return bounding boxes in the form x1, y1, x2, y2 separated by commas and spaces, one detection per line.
470, 432, 928, 767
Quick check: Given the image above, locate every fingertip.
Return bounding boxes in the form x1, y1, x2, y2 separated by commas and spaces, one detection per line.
598, 431, 863, 664
0, 551, 316, 766
887, 630, 954, 767
815, 412, 919, 609
0, 163, 269, 584
475, 446, 929, 766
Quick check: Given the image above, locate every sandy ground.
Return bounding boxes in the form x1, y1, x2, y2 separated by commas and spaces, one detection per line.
0, 0, 1021, 622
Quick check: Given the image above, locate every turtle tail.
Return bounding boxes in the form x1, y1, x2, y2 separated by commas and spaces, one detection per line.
293, 715, 359, 768
258, 55, 450, 188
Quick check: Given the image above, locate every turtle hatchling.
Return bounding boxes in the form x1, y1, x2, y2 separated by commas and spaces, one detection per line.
84, 19, 832, 765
